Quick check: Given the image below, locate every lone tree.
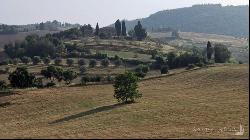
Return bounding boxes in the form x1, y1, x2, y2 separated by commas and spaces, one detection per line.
113, 71, 142, 103
115, 19, 121, 36
101, 58, 110, 67
214, 44, 231, 63
89, 59, 97, 68
134, 21, 147, 41
8, 67, 36, 88
207, 41, 214, 60
94, 23, 99, 36
121, 20, 127, 36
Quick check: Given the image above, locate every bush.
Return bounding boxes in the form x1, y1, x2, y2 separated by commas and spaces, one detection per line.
79, 66, 87, 75
113, 71, 141, 103
8, 67, 37, 88
0, 80, 7, 91
78, 58, 86, 66
161, 65, 169, 74
81, 76, 90, 85
89, 59, 97, 68
239, 61, 243, 64
32, 56, 41, 65
186, 64, 195, 70
45, 82, 56, 87
63, 69, 77, 84
135, 64, 149, 78
214, 44, 231, 63
66, 58, 74, 67
21, 56, 31, 65
114, 58, 123, 67
43, 57, 51, 65
101, 58, 110, 67
195, 62, 205, 67
54, 57, 62, 66
13, 58, 21, 65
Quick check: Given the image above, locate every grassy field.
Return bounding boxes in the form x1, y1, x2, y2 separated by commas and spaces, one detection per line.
0, 64, 248, 138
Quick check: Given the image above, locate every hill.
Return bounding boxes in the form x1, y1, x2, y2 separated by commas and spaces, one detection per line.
0, 64, 248, 138
149, 31, 249, 63
124, 4, 249, 38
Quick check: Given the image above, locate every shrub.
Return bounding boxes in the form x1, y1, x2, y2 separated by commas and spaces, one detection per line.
214, 44, 231, 63
0, 80, 7, 91
135, 64, 149, 78
54, 57, 62, 66
81, 76, 90, 85
66, 58, 74, 67
101, 58, 110, 67
113, 71, 141, 103
114, 58, 123, 67
21, 56, 31, 65
89, 59, 97, 68
8, 67, 37, 88
78, 58, 86, 66
13, 58, 21, 65
32, 56, 41, 65
43, 57, 51, 65
79, 66, 87, 75
45, 82, 56, 87
161, 65, 169, 74
186, 64, 195, 70
239, 61, 243, 64
63, 69, 77, 84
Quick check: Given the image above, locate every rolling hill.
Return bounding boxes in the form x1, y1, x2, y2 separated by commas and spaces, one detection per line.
0, 64, 248, 138
124, 4, 249, 38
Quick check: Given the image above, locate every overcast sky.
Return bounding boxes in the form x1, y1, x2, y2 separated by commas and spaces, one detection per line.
0, 0, 249, 27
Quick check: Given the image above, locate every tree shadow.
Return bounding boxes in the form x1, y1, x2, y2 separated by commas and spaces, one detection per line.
0, 102, 12, 108
49, 102, 130, 125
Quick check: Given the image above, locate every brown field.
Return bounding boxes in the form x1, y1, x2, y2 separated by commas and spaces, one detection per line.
0, 64, 249, 139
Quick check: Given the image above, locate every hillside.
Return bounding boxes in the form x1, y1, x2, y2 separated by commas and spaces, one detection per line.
149, 31, 249, 63
0, 64, 248, 138
124, 4, 249, 37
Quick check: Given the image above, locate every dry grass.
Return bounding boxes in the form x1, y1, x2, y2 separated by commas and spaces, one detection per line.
0, 64, 249, 139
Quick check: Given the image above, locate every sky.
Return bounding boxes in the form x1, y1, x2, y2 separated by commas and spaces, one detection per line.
0, 0, 249, 27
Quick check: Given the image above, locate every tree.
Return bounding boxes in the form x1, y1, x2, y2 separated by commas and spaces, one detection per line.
101, 58, 110, 67
89, 59, 97, 68
54, 57, 62, 66
79, 66, 87, 75
63, 69, 77, 84
128, 30, 135, 38
21, 56, 31, 65
115, 19, 121, 36
134, 64, 149, 78
214, 44, 231, 63
113, 71, 141, 103
134, 21, 147, 41
207, 41, 214, 60
121, 20, 127, 36
94, 23, 99, 36
32, 56, 41, 65
43, 57, 51, 65
13, 58, 21, 65
167, 52, 177, 69
41, 65, 63, 82
66, 58, 74, 67
78, 58, 86, 66
8, 67, 36, 88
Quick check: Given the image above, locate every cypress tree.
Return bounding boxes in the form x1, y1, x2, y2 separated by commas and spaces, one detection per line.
94, 23, 99, 36
121, 20, 127, 36
115, 19, 121, 36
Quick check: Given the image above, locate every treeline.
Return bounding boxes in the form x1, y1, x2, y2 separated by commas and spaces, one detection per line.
0, 20, 81, 34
